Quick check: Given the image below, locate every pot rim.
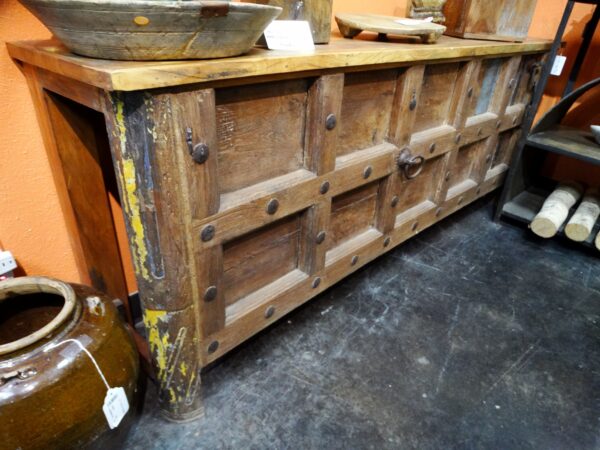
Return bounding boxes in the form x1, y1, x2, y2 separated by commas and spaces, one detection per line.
19, 0, 282, 13
0, 277, 76, 356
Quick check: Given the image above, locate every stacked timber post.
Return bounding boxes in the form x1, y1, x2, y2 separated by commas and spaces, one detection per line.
530, 181, 583, 238
531, 183, 600, 252
565, 188, 600, 242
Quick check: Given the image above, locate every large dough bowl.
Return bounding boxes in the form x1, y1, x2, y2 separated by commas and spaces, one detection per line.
19, 0, 282, 60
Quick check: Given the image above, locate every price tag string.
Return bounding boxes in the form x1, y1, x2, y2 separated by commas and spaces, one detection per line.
44, 338, 110, 390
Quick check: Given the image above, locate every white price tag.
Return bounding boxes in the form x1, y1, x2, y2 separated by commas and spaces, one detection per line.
264, 20, 315, 52
551, 55, 567, 76
395, 17, 434, 26
103, 387, 129, 429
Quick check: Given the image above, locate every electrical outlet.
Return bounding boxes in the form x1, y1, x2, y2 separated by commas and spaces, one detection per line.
0, 251, 17, 276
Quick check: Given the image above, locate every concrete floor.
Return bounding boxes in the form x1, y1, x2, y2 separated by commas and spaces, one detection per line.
125, 196, 600, 450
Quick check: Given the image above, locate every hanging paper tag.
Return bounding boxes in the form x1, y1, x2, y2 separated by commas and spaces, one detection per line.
551, 55, 567, 76
103, 387, 129, 429
264, 20, 315, 52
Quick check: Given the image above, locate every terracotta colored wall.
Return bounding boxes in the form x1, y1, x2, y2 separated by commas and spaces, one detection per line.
0, 0, 598, 292
0, 1, 72, 279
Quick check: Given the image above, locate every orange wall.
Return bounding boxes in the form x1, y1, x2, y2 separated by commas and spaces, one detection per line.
0, 0, 598, 291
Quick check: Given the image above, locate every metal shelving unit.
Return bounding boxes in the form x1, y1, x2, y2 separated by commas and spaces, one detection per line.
496, 0, 600, 250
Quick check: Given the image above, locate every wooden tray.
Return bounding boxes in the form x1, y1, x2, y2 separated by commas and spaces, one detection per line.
18, 0, 282, 60
335, 13, 446, 44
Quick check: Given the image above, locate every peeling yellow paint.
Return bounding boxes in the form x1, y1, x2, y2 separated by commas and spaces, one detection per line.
169, 388, 177, 404
179, 362, 188, 377
143, 310, 169, 381
114, 99, 150, 281
122, 159, 150, 280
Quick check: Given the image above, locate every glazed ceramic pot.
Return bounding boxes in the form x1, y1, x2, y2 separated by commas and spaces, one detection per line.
0, 277, 140, 450
245, 0, 333, 43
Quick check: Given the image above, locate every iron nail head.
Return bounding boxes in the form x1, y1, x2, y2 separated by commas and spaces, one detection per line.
266, 198, 279, 215
326, 114, 337, 130
316, 231, 327, 245
201, 225, 215, 242
208, 341, 219, 354
312, 277, 322, 289
204, 286, 218, 302
265, 306, 275, 319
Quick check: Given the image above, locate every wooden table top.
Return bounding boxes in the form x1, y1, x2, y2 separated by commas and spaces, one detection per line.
7, 34, 551, 92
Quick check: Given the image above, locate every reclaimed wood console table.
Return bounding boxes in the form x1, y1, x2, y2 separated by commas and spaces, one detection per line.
8, 36, 550, 421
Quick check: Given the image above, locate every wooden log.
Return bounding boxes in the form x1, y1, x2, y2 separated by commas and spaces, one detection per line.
565, 188, 600, 242
530, 181, 583, 238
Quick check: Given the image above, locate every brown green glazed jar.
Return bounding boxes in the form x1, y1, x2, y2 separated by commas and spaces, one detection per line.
0, 277, 140, 450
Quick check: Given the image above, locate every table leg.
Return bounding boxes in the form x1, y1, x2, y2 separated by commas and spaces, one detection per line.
103, 90, 207, 421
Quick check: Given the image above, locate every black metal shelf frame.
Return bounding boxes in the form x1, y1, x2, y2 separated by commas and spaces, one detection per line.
496, 0, 600, 231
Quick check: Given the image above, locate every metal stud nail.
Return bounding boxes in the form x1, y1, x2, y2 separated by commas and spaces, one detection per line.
316, 231, 327, 245
513, 117, 518, 125
455, 133, 462, 144
383, 237, 391, 247
429, 143, 436, 154
363, 166, 373, 179
508, 78, 516, 89
201, 225, 215, 242
391, 196, 399, 208
265, 306, 275, 319
458, 196, 464, 205
208, 341, 219, 354
312, 277, 321, 289
467, 87, 474, 98
204, 286, 218, 302
326, 114, 337, 131
436, 207, 443, 217
320, 181, 330, 195
191, 143, 210, 165
409, 91, 417, 111
445, 171, 451, 182
351, 255, 359, 266
266, 198, 279, 215
412, 222, 419, 232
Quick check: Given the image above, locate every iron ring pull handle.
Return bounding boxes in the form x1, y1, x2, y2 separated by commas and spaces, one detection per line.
397, 148, 425, 180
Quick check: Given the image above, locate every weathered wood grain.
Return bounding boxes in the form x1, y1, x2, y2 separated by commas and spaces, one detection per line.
444, 0, 538, 42
216, 80, 308, 194
45, 93, 129, 308
223, 214, 301, 305
329, 183, 379, 249
7, 37, 551, 91
338, 70, 397, 156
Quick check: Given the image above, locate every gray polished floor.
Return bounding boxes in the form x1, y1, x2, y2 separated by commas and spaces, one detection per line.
125, 196, 600, 450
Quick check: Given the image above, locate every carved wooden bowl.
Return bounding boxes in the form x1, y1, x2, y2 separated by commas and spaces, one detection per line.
19, 0, 282, 60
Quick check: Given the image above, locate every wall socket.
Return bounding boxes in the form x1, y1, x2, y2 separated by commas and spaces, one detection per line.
0, 251, 17, 277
